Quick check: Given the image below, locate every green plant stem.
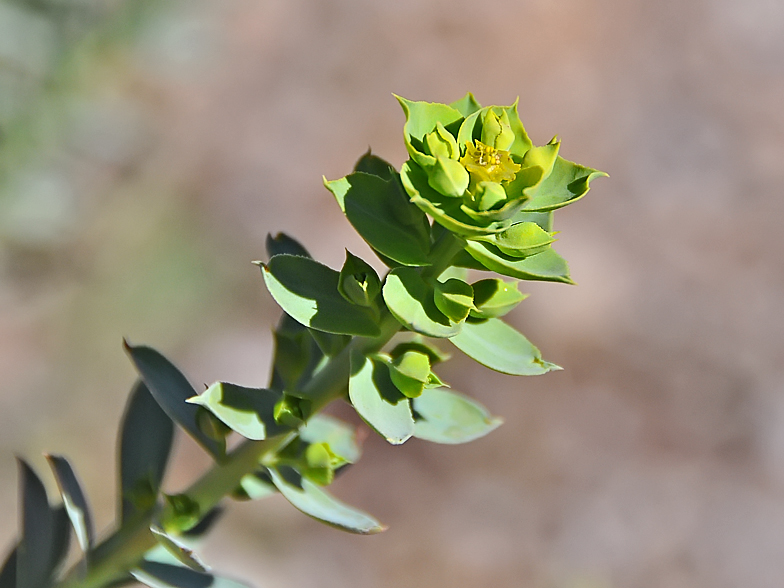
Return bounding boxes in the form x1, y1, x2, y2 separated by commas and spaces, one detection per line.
56, 231, 466, 588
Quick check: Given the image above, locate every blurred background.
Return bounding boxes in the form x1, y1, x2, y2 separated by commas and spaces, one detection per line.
1, 0, 783, 586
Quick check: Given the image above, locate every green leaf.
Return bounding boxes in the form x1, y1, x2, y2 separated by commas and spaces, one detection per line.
395, 95, 464, 168
449, 318, 559, 375
269, 315, 323, 392
269, 468, 386, 534
401, 161, 509, 238
265, 232, 310, 258
353, 150, 396, 181
519, 155, 608, 212
307, 329, 350, 357
472, 222, 556, 257
349, 351, 414, 445
132, 561, 250, 588
338, 173, 431, 266
470, 279, 528, 319
118, 380, 174, 522
338, 250, 381, 307
449, 92, 482, 117
426, 156, 469, 198
17, 460, 68, 588
45, 455, 94, 552
413, 387, 502, 444
464, 240, 573, 284
0, 547, 16, 588
389, 338, 450, 365
125, 344, 224, 460
382, 267, 461, 338
187, 383, 287, 441
299, 414, 361, 465
433, 278, 475, 323
150, 528, 208, 573
388, 350, 431, 398
262, 255, 381, 337
238, 472, 277, 500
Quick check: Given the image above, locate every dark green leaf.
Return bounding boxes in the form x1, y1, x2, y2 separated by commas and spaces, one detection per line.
337, 173, 431, 266
353, 150, 396, 181
349, 352, 414, 445
269, 315, 322, 392
413, 387, 502, 444
118, 380, 174, 523
265, 232, 311, 258
262, 255, 381, 337
338, 250, 381, 307
269, 468, 386, 534
132, 561, 250, 588
308, 329, 350, 357
17, 460, 61, 588
124, 345, 224, 460
449, 318, 559, 375
46, 454, 94, 551
464, 241, 574, 284
0, 546, 16, 588
181, 507, 224, 538
187, 383, 287, 441
382, 267, 461, 338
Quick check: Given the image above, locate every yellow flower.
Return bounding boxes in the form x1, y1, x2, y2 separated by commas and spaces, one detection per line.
459, 140, 521, 184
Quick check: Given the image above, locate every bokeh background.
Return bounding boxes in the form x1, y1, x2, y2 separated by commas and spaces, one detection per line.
1, 0, 783, 586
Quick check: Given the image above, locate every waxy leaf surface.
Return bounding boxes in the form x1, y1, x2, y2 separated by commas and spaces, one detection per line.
269, 469, 385, 535
262, 255, 381, 337
464, 241, 573, 284
383, 267, 461, 338
449, 318, 559, 375
46, 455, 94, 551
413, 388, 502, 444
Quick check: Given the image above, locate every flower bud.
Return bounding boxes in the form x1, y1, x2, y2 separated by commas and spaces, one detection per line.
427, 156, 470, 198
481, 109, 515, 151
424, 122, 459, 160
474, 181, 507, 211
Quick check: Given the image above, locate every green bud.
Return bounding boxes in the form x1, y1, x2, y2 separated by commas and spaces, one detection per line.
481, 109, 515, 151
424, 122, 459, 160
474, 181, 507, 211
493, 222, 557, 257
389, 350, 431, 399
274, 394, 309, 428
433, 278, 475, 323
470, 278, 528, 319
338, 250, 381, 307
427, 156, 470, 198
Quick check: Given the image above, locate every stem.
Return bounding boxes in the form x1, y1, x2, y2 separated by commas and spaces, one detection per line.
57, 230, 465, 588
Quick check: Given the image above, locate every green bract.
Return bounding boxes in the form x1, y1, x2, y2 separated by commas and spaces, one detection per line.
396, 94, 606, 239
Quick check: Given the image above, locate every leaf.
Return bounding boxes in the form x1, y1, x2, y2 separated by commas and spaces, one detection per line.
125, 345, 224, 460
261, 254, 381, 337
299, 414, 362, 465
269, 314, 323, 392
396, 95, 464, 168
470, 279, 528, 319
388, 351, 431, 398
472, 222, 557, 257
0, 547, 16, 588
518, 155, 608, 212
117, 381, 176, 522
181, 507, 224, 538
265, 232, 311, 258
389, 338, 450, 365
382, 267, 462, 338
413, 387, 502, 444
17, 460, 68, 588
187, 383, 287, 441
132, 561, 249, 588
150, 528, 208, 573
353, 150, 396, 181
464, 240, 573, 284
338, 250, 382, 307
238, 472, 277, 501
45, 455, 94, 551
349, 351, 414, 445
449, 318, 559, 375
339, 173, 431, 266
269, 468, 386, 534
433, 278, 475, 323
449, 92, 482, 117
